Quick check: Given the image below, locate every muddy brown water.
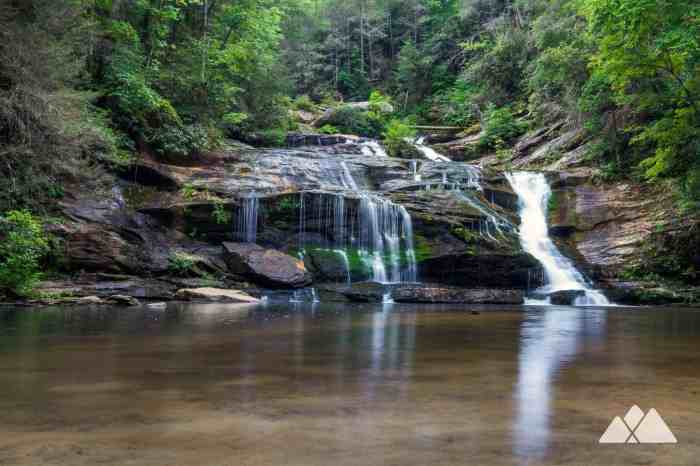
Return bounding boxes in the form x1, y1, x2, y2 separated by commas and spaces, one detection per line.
1, 302, 699, 466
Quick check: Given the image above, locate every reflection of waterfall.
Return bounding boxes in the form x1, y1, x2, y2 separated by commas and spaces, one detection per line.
412, 136, 451, 162
235, 193, 259, 242
514, 308, 581, 461
513, 307, 607, 462
506, 172, 611, 306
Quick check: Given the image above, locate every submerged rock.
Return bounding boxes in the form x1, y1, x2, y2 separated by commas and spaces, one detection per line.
174, 288, 259, 303
392, 285, 523, 304
339, 282, 387, 302
223, 242, 312, 289
529, 289, 586, 305
106, 295, 141, 307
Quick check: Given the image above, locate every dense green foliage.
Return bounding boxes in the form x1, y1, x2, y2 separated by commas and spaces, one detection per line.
281, 0, 699, 206
0, 211, 49, 297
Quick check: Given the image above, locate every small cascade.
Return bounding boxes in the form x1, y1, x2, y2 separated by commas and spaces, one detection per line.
360, 140, 389, 157
296, 187, 418, 284
455, 191, 513, 241
506, 172, 612, 306
412, 136, 451, 162
235, 193, 259, 243
340, 162, 359, 190
357, 196, 417, 283
409, 160, 421, 182
334, 249, 352, 285
290, 288, 320, 303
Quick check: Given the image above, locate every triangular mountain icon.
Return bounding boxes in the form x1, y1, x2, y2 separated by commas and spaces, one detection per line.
599, 406, 677, 444
599, 416, 632, 443
634, 409, 677, 443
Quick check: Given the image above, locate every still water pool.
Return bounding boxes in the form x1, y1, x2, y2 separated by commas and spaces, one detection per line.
0, 302, 699, 465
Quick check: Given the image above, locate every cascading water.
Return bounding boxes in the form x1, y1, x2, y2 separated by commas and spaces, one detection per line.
506, 172, 611, 306
357, 196, 417, 283
297, 157, 418, 284
236, 193, 259, 243
412, 136, 451, 162
409, 160, 421, 182
360, 140, 389, 157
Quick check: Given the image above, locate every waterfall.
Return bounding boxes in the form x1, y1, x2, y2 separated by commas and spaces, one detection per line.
236, 193, 259, 243
297, 171, 418, 284
506, 172, 611, 306
360, 140, 389, 157
412, 137, 451, 162
340, 162, 359, 190
357, 196, 417, 283
409, 160, 421, 182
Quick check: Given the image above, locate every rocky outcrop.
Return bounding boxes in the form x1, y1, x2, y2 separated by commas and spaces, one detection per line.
392, 285, 523, 304
432, 133, 482, 161
546, 174, 679, 279
223, 242, 312, 288
174, 287, 259, 303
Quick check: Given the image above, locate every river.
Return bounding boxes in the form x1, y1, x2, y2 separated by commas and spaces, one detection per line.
1, 302, 699, 465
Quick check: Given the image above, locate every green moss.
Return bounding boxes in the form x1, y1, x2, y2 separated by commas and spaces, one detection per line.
413, 235, 434, 263
450, 225, 479, 243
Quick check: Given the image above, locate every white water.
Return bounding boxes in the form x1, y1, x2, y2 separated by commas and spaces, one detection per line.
236, 193, 259, 243
360, 140, 389, 157
506, 172, 611, 306
413, 137, 451, 162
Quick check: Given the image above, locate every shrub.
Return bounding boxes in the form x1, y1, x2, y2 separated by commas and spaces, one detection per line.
212, 201, 231, 225
479, 105, 526, 149
383, 119, 416, 157
293, 95, 316, 112
256, 128, 287, 147
168, 252, 197, 277
319, 124, 339, 135
0, 211, 49, 297
326, 106, 383, 138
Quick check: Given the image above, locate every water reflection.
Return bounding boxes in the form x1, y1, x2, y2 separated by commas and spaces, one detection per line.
513, 307, 607, 463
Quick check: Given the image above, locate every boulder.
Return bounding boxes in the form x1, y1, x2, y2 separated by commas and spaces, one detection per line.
175, 287, 260, 303
223, 242, 312, 289
392, 285, 524, 304
75, 296, 105, 305
340, 282, 387, 302
106, 295, 141, 307
304, 249, 352, 283
548, 290, 586, 305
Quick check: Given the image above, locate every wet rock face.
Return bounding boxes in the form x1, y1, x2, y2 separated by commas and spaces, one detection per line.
392, 285, 524, 304
419, 251, 539, 289
547, 175, 679, 278
223, 242, 312, 289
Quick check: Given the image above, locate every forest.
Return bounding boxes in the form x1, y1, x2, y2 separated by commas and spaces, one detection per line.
0, 0, 699, 297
